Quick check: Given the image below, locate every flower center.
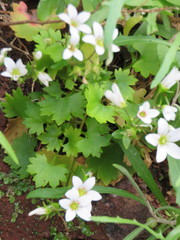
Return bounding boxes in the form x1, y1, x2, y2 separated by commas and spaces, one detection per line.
70, 201, 79, 210
96, 38, 104, 47
71, 20, 78, 28
12, 68, 20, 76
78, 188, 87, 197
68, 44, 76, 52
159, 136, 167, 145
139, 111, 146, 118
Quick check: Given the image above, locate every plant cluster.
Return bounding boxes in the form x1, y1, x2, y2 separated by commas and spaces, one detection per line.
0, 0, 180, 239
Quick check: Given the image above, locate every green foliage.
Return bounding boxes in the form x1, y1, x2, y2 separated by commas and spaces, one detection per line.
4, 134, 37, 179
39, 92, 86, 125
85, 83, 115, 123
37, 0, 59, 21
87, 144, 125, 185
27, 153, 68, 188
38, 124, 62, 151
77, 118, 111, 158
2, 87, 29, 118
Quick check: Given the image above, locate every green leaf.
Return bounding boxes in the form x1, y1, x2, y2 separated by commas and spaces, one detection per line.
0, 131, 18, 165
115, 69, 137, 101
87, 143, 126, 185
167, 156, 180, 205
166, 225, 180, 240
2, 87, 29, 118
27, 153, 68, 188
145, 12, 158, 35
38, 124, 62, 151
64, 0, 80, 7
77, 118, 111, 158
132, 43, 166, 78
39, 92, 85, 125
24, 102, 47, 135
118, 141, 167, 206
123, 15, 143, 36
63, 127, 82, 157
3, 133, 36, 178
82, 0, 101, 11
151, 32, 180, 88
27, 186, 145, 205
37, 0, 58, 21
85, 83, 115, 123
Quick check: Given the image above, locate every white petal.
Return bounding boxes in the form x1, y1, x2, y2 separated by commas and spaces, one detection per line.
28, 207, 46, 216
73, 49, 83, 61
148, 109, 160, 118
67, 4, 78, 19
65, 188, 79, 199
88, 190, 102, 201
58, 13, 70, 24
1, 71, 12, 78
145, 133, 159, 146
112, 44, 120, 53
69, 26, 79, 37
63, 48, 73, 60
82, 35, 96, 45
166, 142, 180, 159
139, 116, 152, 124
65, 208, 76, 222
104, 90, 116, 104
95, 45, 105, 55
1, 48, 12, 56
112, 28, 119, 40
77, 12, 90, 24
70, 34, 80, 45
79, 196, 92, 206
84, 177, 95, 190
4, 57, 15, 70
78, 24, 92, 34
156, 145, 167, 163
72, 176, 83, 188
158, 118, 169, 136
77, 206, 92, 221
93, 22, 103, 38
59, 199, 71, 210
167, 128, 180, 142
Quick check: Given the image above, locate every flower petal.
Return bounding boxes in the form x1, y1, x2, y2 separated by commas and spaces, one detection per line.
111, 44, 120, 53
72, 176, 83, 188
65, 208, 76, 222
78, 24, 92, 34
67, 4, 78, 19
4, 57, 15, 70
77, 205, 92, 221
59, 199, 71, 210
58, 13, 70, 24
63, 48, 73, 60
84, 177, 95, 190
158, 118, 169, 136
77, 12, 90, 24
82, 35, 96, 45
167, 128, 180, 142
156, 145, 167, 163
1, 71, 12, 78
166, 142, 180, 159
148, 109, 160, 118
112, 28, 119, 40
73, 49, 83, 61
95, 45, 105, 55
65, 188, 79, 199
145, 133, 159, 146
88, 190, 102, 201
93, 22, 103, 38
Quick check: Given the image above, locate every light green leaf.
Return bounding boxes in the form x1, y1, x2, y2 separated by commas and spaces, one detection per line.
85, 83, 115, 123
0, 131, 18, 165
123, 15, 143, 36
27, 153, 68, 188
38, 124, 62, 151
4, 133, 36, 178
63, 127, 82, 157
37, 0, 58, 21
145, 12, 158, 35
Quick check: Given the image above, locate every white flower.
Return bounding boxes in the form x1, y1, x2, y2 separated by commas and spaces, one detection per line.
0, 48, 12, 64
28, 207, 46, 216
66, 176, 102, 202
58, 4, 91, 36
82, 22, 105, 55
162, 105, 178, 121
111, 28, 120, 53
137, 101, 160, 124
104, 83, 126, 107
34, 51, 42, 60
145, 118, 180, 163
161, 67, 180, 89
63, 36, 83, 61
59, 188, 92, 222
1, 57, 28, 81
38, 72, 53, 87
